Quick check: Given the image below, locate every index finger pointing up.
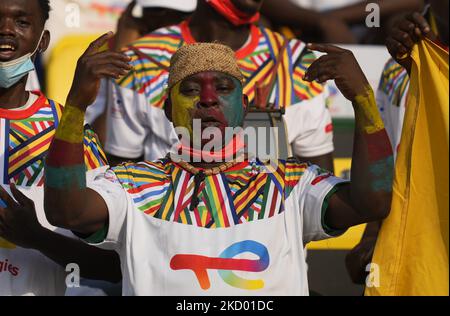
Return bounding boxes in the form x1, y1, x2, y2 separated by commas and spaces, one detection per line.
85, 32, 114, 56
307, 43, 346, 54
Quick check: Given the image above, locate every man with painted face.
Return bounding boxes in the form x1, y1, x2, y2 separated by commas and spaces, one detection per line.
44, 41, 395, 296
97, 0, 335, 171
0, 0, 130, 295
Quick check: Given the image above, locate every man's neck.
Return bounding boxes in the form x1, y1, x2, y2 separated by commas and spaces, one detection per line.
189, 3, 252, 51
0, 79, 29, 110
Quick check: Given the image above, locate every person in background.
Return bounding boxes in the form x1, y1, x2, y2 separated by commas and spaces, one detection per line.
0, 0, 128, 296
90, 0, 336, 173
261, 0, 424, 44
86, 0, 197, 143
44, 40, 394, 296
345, 0, 448, 285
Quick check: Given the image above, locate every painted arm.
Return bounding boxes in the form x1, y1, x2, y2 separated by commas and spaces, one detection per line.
0, 185, 121, 282
305, 44, 394, 230
44, 33, 132, 235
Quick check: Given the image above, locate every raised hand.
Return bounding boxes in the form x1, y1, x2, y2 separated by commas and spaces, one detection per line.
66, 32, 132, 110
386, 12, 436, 72
0, 185, 43, 249
304, 43, 370, 102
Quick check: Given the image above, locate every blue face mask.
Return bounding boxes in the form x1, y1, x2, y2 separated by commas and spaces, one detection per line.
0, 31, 45, 89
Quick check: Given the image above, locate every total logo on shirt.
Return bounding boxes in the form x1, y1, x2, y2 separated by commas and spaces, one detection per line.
171, 240, 270, 291
0, 258, 20, 277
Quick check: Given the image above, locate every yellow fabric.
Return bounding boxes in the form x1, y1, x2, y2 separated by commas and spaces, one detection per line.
366, 39, 449, 296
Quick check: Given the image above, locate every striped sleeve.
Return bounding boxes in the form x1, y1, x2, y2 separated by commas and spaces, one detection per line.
291, 44, 325, 103
83, 125, 108, 170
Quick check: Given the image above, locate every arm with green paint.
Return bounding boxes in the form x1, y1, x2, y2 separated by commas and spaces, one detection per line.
45, 33, 132, 235
304, 43, 394, 230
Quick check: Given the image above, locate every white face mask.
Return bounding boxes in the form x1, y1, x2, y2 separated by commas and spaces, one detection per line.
0, 30, 45, 88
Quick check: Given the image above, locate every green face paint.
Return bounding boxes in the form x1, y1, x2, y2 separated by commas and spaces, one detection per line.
219, 77, 245, 129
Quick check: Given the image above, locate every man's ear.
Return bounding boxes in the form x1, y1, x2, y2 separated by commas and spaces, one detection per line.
39, 30, 51, 54
164, 97, 173, 122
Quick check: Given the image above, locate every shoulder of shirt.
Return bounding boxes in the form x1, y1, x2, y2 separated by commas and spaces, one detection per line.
121, 24, 183, 61
253, 158, 310, 198
115, 25, 182, 92
378, 58, 410, 107
255, 27, 325, 103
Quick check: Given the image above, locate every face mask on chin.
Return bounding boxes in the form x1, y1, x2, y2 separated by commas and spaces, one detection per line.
206, 0, 260, 26
0, 30, 45, 89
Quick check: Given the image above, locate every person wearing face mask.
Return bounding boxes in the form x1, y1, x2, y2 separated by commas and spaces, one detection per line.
0, 0, 131, 296
92, 0, 336, 173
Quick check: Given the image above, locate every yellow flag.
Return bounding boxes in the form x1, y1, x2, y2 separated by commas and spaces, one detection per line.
366, 39, 449, 296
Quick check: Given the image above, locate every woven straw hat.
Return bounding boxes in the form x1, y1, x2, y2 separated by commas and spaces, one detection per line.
168, 42, 244, 89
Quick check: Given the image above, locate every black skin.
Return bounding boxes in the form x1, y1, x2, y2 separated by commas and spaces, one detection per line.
346, 0, 449, 285
108, 0, 335, 172
386, 0, 448, 73
261, 0, 424, 44
0, 0, 121, 283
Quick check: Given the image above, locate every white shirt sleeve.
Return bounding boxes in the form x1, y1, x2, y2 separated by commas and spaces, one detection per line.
85, 79, 108, 125
298, 165, 349, 244
104, 81, 149, 159
86, 167, 128, 249
284, 89, 335, 158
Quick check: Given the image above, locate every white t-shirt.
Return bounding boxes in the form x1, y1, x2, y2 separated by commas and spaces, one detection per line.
86, 23, 334, 160
376, 58, 409, 159
87, 159, 347, 295
0, 186, 73, 296
0, 93, 108, 296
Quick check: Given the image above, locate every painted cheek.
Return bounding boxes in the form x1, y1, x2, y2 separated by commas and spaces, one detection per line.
220, 81, 245, 127
171, 83, 199, 134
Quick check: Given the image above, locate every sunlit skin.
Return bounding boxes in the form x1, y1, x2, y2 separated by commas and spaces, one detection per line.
168, 71, 247, 149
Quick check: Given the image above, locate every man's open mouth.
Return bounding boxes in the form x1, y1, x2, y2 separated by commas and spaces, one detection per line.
198, 117, 225, 128
0, 41, 18, 61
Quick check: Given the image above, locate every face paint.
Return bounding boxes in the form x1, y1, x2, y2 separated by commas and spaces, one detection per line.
354, 90, 385, 134
354, 87, 394, 193
171, 81, 200, 136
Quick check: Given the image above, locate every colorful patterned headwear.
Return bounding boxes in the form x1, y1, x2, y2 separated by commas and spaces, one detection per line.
168, 42, 244, 89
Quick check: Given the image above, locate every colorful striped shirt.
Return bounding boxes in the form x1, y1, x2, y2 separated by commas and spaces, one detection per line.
0, 91, 107, 186
118, 22, 324, 109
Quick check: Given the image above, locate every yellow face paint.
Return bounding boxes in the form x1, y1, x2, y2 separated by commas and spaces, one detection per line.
55, 105, 85, 143
170, 82, 200, 136
354, 87, 385, 134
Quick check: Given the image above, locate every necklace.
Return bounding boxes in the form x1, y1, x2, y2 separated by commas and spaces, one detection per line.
176, 159, 242, 176
172, 157, 245, 212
